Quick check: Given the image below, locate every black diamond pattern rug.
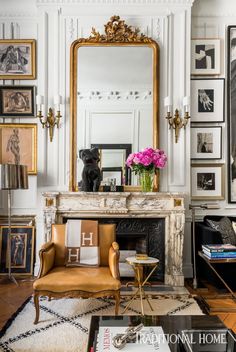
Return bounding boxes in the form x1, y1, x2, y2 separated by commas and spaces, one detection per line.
0, 295, 204, 352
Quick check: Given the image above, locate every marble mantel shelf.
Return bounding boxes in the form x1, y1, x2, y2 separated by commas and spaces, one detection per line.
42, 191, 186, 287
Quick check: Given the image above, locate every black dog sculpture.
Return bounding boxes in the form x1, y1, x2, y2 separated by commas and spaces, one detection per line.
79, 148, 101, 192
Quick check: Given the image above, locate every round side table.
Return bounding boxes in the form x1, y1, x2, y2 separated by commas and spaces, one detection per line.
122, 256, 159, 315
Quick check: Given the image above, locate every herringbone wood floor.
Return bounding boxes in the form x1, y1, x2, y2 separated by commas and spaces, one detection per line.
0, 279, 236, 333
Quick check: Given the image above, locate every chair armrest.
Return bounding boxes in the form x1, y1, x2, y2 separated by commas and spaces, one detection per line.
38, 242, 55, 278
109, 242, 120, 280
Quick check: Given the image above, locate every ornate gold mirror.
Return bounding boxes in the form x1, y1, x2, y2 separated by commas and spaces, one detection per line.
70, 16, 159, 191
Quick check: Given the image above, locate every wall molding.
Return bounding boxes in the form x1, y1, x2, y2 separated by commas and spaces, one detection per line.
0, 12, 37, 18
36, 0, 194, 5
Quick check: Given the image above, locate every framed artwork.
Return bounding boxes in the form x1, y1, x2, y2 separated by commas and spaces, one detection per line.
0, 123, 37, 174
101, 167, 123, 186
0, 39, 36, 79
227, 26, 236, 203
191, 39, 220, 75
191, 126, 222, 160
0, 86, 35, 117
191, 164, 224, 200
0, 226, 35, 276
191, 78, 225, 122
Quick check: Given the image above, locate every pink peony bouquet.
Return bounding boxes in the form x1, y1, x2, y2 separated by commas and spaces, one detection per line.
126, 147, 167, 174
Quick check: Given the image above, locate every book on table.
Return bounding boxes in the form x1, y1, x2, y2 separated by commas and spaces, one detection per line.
202, 244, 236, 253
202, 249, 236, 259
96, 326, 171, 352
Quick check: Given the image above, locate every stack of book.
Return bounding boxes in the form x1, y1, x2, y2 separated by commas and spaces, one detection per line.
202, 244, 236, 259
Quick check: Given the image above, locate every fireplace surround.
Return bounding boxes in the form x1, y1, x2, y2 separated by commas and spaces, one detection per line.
42, 192, 185, 286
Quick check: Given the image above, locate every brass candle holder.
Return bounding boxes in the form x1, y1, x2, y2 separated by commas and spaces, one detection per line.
37, 108, 61, 142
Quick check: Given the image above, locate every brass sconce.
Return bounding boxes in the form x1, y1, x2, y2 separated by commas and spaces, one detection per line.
36, 95, 62, 142
164, 96, 190, 143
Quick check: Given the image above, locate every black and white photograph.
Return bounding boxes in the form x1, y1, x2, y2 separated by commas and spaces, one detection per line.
197, 172, 215, 190
191, 126, 222, 159
0, 226, 35, 275
191, 164, 224, 200
191, 78, 224, 122
0, 39, 36, 79
0, 86, 35, 117
191, 39, 220, 75
198, 89, 214, 112
228, 26, 236, 202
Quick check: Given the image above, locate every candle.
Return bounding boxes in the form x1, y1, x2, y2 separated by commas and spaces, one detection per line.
183, 96, 190, 112
164, 96, 172, 113
36, 95, 44, 111
54, 95, 62, 111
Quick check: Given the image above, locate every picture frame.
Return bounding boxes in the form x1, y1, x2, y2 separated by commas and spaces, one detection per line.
0, 39, 36, 79
191, 164, 224, 200
191, 78, 225, 122
227, 26, 236, 203
191, 39, 220, 75
0, 226, 35, 276
0, 86, 35, 117
0, 123, 37, 174
101, 167, 123, 186
191, 126, 222, 160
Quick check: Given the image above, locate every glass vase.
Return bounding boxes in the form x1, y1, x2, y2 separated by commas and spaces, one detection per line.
139, 170, 154, 192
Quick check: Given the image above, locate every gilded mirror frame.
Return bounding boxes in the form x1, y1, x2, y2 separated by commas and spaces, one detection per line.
70, 16, 159, 191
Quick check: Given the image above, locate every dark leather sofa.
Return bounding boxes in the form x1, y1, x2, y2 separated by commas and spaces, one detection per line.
195, 215, 236, 290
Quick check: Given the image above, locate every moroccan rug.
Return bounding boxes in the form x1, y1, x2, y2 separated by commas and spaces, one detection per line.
0, 295, 204, 352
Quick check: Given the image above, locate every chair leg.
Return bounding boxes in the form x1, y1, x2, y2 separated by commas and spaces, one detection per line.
115, 291, 120, 315
33, 293, 40, 324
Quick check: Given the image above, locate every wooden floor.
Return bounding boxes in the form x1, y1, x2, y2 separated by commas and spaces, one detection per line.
0, 278, 236, 333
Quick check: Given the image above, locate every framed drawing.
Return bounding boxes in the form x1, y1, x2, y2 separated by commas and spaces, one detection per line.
191, 126, 222, 160
0, 86, 35, 117
191, 164, 224, 200
0, 123, 37, 174
101, 167, 123, 186
0, 226, 35, 276
0, 39, 36, 79
191, 78, 224, 122
227, 26, 236, 203
191, 39, 220, 75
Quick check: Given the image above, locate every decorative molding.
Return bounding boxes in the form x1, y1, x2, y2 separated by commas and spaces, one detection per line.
0, 12, 37, 18
36, 0, 194, 4
75, 16, 153, 43
78, 90, 152, 101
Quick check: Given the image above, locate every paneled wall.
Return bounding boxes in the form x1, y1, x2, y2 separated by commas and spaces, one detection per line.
0, 0, 193, 276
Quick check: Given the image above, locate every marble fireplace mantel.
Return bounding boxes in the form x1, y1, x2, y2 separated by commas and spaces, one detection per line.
42, 191, 185, 286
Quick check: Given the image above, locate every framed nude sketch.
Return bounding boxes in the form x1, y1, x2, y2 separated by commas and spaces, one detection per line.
0, 124, 37, 174
0, 226, 35, 276
0, 86, 35, 117
0, 40, 36, 79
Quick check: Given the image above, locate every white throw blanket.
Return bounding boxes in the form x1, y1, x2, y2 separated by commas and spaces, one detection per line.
65, 220, 99, 267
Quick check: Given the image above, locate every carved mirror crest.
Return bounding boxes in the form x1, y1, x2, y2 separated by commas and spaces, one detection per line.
70, 16, 159, 191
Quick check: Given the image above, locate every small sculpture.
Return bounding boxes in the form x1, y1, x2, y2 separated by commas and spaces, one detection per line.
79, 148, 101, 192
112, 324, 144, 349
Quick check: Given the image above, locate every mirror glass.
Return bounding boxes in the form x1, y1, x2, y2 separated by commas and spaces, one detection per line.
76, 45, 154, 186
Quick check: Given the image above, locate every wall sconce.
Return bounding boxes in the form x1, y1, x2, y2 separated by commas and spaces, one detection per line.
36, 95, 62, 142
164, 96, 190, 143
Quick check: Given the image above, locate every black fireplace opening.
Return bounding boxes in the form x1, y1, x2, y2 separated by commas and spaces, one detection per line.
63, 217, 165, 281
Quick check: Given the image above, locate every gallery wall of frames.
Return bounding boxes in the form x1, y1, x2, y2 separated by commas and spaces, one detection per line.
192, 0, 236, 208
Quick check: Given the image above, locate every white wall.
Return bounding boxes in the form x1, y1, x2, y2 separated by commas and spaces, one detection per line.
0, 0, 193, 276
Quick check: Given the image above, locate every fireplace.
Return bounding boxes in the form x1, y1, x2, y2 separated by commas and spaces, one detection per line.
63, 217, 165, 280
42, 191, 185, 286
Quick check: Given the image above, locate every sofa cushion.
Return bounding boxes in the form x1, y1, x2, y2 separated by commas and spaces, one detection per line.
206, 217, 236, 245
33, 266, 121, 292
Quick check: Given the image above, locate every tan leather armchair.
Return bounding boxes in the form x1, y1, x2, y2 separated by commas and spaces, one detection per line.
33, 223, 120, 324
